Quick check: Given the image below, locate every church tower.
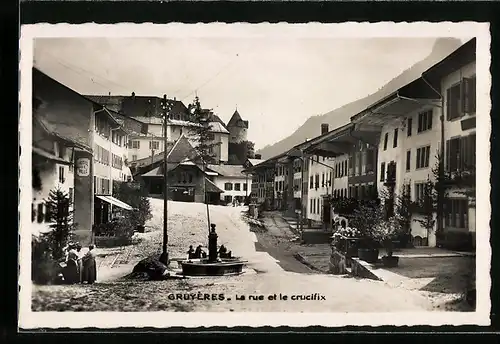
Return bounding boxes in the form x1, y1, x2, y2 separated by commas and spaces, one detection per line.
227, 108, 249, 164
227, 108, 249, 144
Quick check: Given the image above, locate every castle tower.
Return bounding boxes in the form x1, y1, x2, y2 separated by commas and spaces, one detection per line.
227, 108, 248, 144
227, 108, 249, 164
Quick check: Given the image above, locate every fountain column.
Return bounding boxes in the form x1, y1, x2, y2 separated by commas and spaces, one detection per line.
208, 223, 218, 262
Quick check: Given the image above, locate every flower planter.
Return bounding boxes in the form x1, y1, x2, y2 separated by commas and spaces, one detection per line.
381, 255, 399, 268
358, 248, 379, 263
347, 245, 359, 258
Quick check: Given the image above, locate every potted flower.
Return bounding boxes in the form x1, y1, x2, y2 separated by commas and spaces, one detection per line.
357, 242, 380, 264
372, 217, 402, 267
331, 226, 362, 257
351, 203, 383, 263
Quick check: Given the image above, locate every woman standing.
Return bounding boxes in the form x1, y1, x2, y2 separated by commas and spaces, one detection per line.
76, 243, 84, 283
64, 244, 79, 284
82, 245, 97, 284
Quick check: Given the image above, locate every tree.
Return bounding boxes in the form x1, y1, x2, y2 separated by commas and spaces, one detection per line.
246, 141, 255, 159
395, 182, 413, 246
113, 180, 152, 229
42, 188, 76, 261
188, 96, 222, 164
413, 177, 437, 240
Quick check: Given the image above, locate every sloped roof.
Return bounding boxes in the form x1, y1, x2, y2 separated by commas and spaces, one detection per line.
227, 110, 242, 126
136, 134, 203, 175
34, 110, 92, 152
131, 141, 175, 166
207, 113, 228, 129
141, 162, 197, 177
205, 178, 224, 193
247, 159, 265, 167
206, 164, 247, 178
209, 122, 230, 134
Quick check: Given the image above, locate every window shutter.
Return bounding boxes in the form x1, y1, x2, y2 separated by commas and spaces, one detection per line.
470, 77, 476, 113
470, 133, 476, 170
459, 136, 467, 171
461, 78, 471, 114
428, 111, 433, 130
407, 117, 412, 136
446, 88, 452, 120
425, 146, 430, 168
445, 140, 451, 172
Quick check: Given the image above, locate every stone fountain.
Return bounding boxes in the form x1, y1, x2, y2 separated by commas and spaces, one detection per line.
179, 224, 246, 276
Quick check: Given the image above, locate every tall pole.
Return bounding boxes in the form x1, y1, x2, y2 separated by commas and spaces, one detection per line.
160, 94, 169, 265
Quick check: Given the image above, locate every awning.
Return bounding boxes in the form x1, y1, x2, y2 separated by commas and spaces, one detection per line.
352, 95, 439, 127
96, 195, 134, 210
205, 171, 219, 176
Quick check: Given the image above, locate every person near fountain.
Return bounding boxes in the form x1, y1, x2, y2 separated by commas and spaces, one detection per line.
194, 245, 206, 259
81, 245, 97, 284
218, 245, 227, 257
187, 245, 195, 259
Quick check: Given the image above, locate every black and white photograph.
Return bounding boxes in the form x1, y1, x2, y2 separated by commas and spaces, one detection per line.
19, 22, 490, 328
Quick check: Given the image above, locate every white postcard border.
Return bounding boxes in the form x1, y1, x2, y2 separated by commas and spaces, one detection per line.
19, 22, 491, 328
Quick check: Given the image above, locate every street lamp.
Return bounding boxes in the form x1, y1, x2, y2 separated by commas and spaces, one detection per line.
159, 94, 172, 265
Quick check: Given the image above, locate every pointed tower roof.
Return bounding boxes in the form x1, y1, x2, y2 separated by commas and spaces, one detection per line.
227, 109, 243, 127
227, 108, 248, 129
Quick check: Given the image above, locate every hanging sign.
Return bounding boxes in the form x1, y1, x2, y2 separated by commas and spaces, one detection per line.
76, 157, 90, 177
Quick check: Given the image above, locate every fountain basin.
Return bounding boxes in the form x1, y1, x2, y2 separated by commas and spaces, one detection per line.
180, 259, 246, 276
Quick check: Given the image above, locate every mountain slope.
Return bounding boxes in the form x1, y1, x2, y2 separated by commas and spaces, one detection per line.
256, 38, 463, 159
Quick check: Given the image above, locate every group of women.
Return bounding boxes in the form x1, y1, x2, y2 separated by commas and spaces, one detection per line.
62, 242, 97, 284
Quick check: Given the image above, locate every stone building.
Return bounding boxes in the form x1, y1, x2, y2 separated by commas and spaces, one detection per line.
227, 109, 250, 164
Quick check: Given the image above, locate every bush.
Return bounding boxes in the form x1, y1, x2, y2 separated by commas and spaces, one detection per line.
113, 180, 152, 227
32, 236, 61, 285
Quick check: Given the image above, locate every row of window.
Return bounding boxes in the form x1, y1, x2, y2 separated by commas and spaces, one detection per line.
94, 144, 110, 165
224, 182, 248, 192
94, 176, 111, 195
380, 133, 476, 182
335, 160, 348, 179
332, 188, 348, 199
32, 189, 73, 223
112, 153, 123, 169
309, 198, 323, 215
411, 183, 469, 229
348, 184, 376, 200
383, 110, 434, 151
309, 172, 333, 190
275, 165, 289, 177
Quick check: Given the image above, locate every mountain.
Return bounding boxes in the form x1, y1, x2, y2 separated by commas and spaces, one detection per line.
256, 38, 463, 159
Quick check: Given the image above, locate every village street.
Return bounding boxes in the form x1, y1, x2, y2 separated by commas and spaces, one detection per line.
32, 199, 443, 313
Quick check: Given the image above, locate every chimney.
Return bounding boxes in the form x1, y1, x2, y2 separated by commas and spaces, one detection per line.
255, 154, 262, 159
321, 123, 329, 135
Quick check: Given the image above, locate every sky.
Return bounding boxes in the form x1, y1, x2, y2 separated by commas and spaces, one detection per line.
34, 36, 458, 149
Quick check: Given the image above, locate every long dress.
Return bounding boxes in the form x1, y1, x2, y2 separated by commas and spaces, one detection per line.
77, 250, 84, 283
64, 249, 80, 284
82, 250, 97, 284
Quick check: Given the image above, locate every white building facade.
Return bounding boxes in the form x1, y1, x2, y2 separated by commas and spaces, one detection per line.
32, 138, 76, 236
306, 155, 335, 223
207, 165, 251, 204
127, 118, 229, 164
93, 110, 132, 197
440, 59, 476, 248
375, 100, 442, 246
